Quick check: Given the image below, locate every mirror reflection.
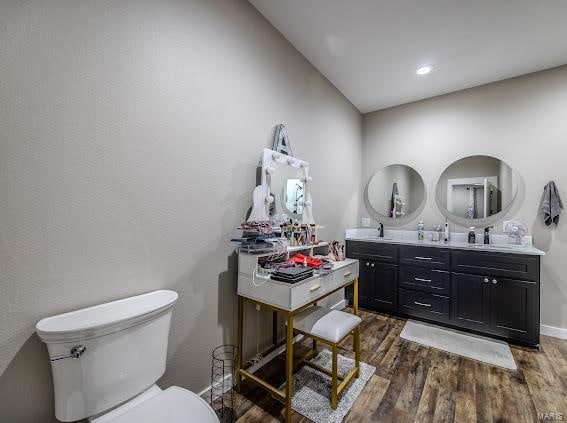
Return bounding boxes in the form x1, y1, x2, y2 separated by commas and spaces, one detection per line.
285, 178, 304, 215
270, 161, 305, 221
367, 164, 425, 219
436, 155, 516, 221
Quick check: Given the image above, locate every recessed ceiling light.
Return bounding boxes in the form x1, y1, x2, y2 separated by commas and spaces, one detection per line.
416, 65, 433, 75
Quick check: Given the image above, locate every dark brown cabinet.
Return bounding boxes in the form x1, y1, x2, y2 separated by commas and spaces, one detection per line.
371, 261, 398, 311
489, 277, 538, 342
346, 240, 541, 346
347, 259, 398, 312
450, 273, 490, 331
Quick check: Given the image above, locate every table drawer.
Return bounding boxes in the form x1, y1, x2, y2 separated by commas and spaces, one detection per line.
399, 288, 450, 322
399, 246, 450, 270
346, 241, 398, 263
291, 274, 335, 310
333, 261, 359, 287
399, 266, 450, 295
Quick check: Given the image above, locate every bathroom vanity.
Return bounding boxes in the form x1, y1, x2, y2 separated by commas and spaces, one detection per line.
345, 233, 544, 346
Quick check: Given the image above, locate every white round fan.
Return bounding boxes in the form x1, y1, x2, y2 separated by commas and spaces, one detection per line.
504, 221, 528, 245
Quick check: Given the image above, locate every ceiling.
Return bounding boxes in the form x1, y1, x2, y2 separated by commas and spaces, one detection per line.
249, 0, 567, 113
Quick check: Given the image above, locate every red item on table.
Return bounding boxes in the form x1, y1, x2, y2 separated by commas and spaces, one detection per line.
290, 253, 323, 268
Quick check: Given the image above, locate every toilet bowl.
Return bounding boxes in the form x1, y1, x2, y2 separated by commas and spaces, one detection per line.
36, 290, 218, 423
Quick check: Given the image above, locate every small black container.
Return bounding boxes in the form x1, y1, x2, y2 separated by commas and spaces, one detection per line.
468, 227, 476, 244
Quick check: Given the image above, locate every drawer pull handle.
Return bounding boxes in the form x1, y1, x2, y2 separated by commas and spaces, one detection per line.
414, 256, 432, 261
414, 301, 432, 307
414, 277, 432, 283
492, 279, 498, 284
310, 284, 321, 292
344, 271, 352, 277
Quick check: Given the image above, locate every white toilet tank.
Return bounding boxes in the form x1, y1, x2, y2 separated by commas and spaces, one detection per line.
36, 290, 178, 422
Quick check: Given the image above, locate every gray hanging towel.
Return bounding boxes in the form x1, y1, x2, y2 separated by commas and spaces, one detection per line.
390, 182, 399, 217
542, 181, 563, 225
466, 186, 477, 219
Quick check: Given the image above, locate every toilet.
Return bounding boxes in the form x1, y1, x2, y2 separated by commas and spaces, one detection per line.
36, 290, 219, 423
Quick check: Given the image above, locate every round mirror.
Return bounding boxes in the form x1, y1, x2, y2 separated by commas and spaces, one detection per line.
436, 155, 518, 225
366, 164, 426, 222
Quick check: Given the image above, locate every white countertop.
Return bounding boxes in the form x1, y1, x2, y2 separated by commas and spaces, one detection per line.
345, 228, 545, 256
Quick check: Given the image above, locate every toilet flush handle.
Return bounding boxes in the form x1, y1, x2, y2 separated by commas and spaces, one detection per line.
50, 345, 87, 362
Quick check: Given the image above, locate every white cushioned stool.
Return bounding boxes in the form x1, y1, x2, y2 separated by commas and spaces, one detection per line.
293, 305, 362, 409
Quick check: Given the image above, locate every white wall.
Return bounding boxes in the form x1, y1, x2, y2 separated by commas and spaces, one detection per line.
0, 1, 361, 421
361, 66, 567, 332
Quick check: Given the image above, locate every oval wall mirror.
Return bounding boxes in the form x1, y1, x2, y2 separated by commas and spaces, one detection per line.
436, 155, 518, 225
366, 164, 426, 223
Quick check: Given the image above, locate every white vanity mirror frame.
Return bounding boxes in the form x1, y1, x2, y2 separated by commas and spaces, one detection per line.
434, 154, 521, 227
364, 163, 427, 226
247, 148, 315, 224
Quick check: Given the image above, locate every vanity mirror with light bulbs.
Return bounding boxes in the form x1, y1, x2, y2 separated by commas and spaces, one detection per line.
247, 148, 315, 225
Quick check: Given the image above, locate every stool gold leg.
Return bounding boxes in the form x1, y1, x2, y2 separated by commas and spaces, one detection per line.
331, 344, 338, 410
285, 312, 294, 421
236, 296, 244, 393
354, 326, 361, 378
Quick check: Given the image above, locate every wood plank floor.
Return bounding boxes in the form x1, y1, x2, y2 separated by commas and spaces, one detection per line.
234, 308, 567, 422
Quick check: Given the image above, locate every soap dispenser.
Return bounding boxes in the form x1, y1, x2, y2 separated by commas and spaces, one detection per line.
418, 220, 425, 241
484, 226, 491, 245
468, 227, 476, 244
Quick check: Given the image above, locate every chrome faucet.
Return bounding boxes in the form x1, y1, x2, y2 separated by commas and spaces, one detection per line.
378, 222, 384, 238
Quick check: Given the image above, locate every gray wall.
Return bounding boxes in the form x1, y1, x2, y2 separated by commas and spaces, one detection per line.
0, 1, 361, 421
361, 66, 567, 332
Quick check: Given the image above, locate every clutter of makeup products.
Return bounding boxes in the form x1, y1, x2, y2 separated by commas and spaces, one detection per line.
232, 220, 345, 285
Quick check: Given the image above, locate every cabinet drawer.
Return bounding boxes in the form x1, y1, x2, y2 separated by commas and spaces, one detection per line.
399, 246, 450, 270
346, 241, 398, 264
399, 288, 450, 322
451, 251, 539, 281
399, 266, 450, 295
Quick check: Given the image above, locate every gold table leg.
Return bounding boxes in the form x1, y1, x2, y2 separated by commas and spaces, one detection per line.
353, 278, 359, 315
285, 312, 294, 422
236, 296, 244, 393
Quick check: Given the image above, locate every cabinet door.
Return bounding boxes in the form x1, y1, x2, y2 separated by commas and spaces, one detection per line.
357, 260, 375, 306
490, 277, 538, 343
450, 273, 490, 331
370, 262, 398, 312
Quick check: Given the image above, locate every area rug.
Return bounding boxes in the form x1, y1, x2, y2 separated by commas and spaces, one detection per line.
279, 349, 375, 423
400, 319, 517, 370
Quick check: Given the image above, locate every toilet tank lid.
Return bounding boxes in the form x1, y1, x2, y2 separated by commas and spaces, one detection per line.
36, 290, 178, 343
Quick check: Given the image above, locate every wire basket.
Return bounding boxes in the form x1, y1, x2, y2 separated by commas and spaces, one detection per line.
210, 345, 238, 423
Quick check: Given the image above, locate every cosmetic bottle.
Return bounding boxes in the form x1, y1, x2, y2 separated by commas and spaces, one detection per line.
309, 224, 317, 245
468, 227, 476, 244
417, 220, 425, 241
444, 219, 450, 243
431, 226, 439, 242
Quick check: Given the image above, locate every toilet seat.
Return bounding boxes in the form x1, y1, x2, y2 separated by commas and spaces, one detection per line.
103, 386, 219, 423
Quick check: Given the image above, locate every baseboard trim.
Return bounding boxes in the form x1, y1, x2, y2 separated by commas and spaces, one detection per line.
198, 298, 348, 400
541, 324, 567, 340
